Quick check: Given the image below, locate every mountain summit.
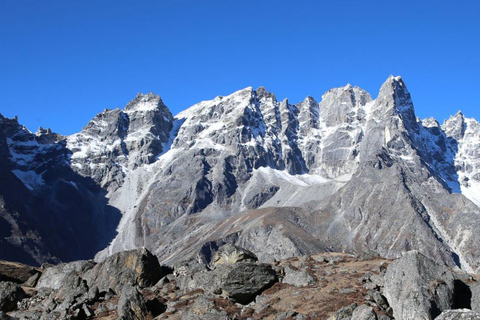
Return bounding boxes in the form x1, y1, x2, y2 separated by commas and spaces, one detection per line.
1, 76, 480, 275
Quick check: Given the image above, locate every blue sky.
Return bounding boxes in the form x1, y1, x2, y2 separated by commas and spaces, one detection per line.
1, 1, 479, 135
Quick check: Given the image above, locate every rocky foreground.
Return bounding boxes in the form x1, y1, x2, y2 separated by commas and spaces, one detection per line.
0, 246, 477, 319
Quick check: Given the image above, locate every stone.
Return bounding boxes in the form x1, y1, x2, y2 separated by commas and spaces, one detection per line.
328, 302, 357, 320
368, 289, 389, 310
351, 304, 377, 320
0, 281, 26, 312
222, 262, 278, 304
24, 272, 41, 287
36, 260, 95, 290
117, 284, 148, 320
383, 251, 455, 320
83, 248, 171, 294
181, 264, 231, 295
282, 264, 315, 287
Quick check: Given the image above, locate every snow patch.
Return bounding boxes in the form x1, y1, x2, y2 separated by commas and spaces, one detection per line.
156, 119, 184, 160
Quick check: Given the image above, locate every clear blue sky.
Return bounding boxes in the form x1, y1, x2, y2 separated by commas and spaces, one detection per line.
1, 1, 479, 135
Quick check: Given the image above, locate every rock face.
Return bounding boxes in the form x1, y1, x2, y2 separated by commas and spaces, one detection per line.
0, 114, 122, 265
66, 93, 174, 193
384, 251, 455, 320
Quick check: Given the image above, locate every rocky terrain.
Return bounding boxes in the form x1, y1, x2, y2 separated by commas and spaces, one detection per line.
2, 75, 480, 318
0, 245, 477, 319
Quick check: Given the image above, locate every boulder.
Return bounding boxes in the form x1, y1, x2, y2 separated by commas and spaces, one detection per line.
435, 309, 480, 320
36, 260, 95, 290
351, 304, 377, 320
117, 284, 148, 320
222, 262, 277, 304
282, 264, 315, 287
181, 264, 231, 295
383, 251, 455, 320
83, 248, 171, 294
0, 281, 26, 312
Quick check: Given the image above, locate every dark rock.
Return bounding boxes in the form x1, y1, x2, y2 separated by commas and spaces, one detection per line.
0, 311, 10, 320
0, 282, 26, 312
117, 284, 147, 320
222, 262, 277, 304
83, 248, 171, 294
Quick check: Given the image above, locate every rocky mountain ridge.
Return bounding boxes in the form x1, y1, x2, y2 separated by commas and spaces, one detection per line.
1, 76, 480, 277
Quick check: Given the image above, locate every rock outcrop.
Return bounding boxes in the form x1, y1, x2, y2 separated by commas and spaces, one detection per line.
384, 251, 455, 319
83, 248, 171, 294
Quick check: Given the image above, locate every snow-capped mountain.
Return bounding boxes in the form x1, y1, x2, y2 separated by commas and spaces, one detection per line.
1, 76, 480, 273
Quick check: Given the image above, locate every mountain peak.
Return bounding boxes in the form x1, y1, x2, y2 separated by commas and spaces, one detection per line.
442, 110, 466, 140
254, 86, 276, 101
375, 75, 415, 121
124, 92, 165, 113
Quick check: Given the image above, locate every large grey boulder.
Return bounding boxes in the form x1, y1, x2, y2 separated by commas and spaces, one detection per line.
383, 251, 455, 320
36, 260, 94, 290
83, 248, 170, 294
181, 264, 231, 295
282, 264, 315, 287
0, 282, 26, 312
222, 262, 278, 304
